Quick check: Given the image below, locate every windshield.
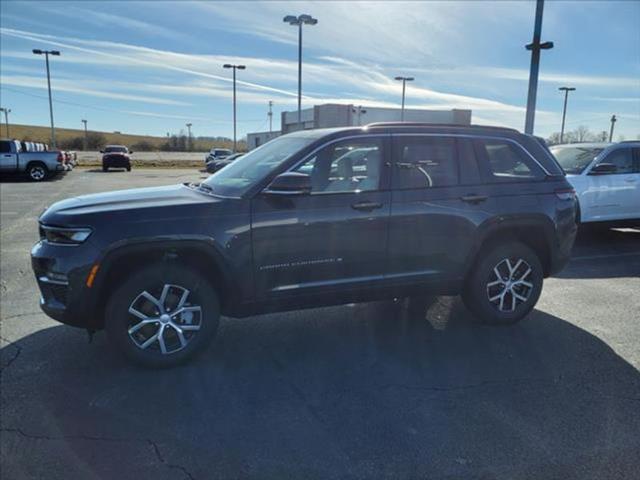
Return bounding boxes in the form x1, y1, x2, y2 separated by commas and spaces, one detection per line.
105, 146, 128, 153
550, 146, 604, 174
202, 135, 318, 197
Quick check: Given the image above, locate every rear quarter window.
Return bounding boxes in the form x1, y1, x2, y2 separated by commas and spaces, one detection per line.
475, 139, 545, 182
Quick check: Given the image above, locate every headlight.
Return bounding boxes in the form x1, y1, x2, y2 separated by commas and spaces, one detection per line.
41, 225, 92, 245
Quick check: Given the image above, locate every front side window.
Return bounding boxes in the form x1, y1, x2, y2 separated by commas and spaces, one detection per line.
293, 138, 384, 193
0, 141, 12, 153
393, 137, 458, 189
597, 148, 634, 174
478, 139, 541, 181
202, 134, 319, 197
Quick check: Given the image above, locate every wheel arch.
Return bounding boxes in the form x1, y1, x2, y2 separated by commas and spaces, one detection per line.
465, 215, 555, 279
91, 238, 239, 329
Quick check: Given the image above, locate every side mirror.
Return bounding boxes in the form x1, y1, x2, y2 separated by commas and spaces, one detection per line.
589, 163, 617, 175
99, 150, 104, 153
264, 172, 312, 195
129, 151, 134, 154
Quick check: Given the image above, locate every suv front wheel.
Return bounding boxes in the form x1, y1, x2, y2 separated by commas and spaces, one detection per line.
462, 241, 543, 325
105, 263, 219, 368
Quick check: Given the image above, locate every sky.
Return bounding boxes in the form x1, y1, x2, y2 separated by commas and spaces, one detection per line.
1, 0, 639, 140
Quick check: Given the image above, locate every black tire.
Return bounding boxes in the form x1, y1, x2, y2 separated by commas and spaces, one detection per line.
126, 165, 131, 172
27, 162, 48, 181
105, 263, 220, 368
102, 165, 108, 172
462, 241, 543, 325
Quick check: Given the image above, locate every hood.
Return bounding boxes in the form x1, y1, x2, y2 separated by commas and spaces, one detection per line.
40, 184, 220, 226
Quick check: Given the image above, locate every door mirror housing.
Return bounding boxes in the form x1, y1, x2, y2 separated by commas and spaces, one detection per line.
264, 172, 312, 195
99, 150, 104, 154
589, 163, 617, 175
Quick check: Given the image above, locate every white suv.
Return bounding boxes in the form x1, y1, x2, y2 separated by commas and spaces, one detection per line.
551, 142, 640, 224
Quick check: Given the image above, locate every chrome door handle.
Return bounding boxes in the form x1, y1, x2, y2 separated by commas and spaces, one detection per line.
351, 201, 383, 211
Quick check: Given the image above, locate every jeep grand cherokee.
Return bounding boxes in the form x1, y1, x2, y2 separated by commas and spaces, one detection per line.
32, 123, 577, 367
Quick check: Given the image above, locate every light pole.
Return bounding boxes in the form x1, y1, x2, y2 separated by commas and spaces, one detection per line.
32, 49, 61, 148
223, 64, 245, 152
609, 115, 617, 142
81, 119, 88, 150
268, 101, 273, 133
558, 87, 575, 144
524, 0, 553, 134
283, 14, 318, 128
394, 76, 414, 121
0, 108, 11, 137
186, 123, 192, 151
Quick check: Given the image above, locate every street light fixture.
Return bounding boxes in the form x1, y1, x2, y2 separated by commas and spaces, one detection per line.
558, 87, 575, 144
223, 64, 246, 152
394, 76, 414, 121
0, 107, 11, 137
32, 49, 61, 148
81, 119, 88, 151
283, 14, 318, 128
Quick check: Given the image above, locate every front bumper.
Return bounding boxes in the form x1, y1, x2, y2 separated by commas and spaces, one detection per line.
31, 240, 102, 329
103, 156, 130, 168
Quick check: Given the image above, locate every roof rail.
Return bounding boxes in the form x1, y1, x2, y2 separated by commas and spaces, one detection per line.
363, 122, 519, 132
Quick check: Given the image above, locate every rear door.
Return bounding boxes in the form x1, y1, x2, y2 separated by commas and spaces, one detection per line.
0, 140, 18, 171
583, 147, 637, 220
386, 134, 487, 283
251, 135, 391, 298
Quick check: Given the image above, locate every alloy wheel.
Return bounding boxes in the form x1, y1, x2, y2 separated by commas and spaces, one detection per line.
127, 284, 202, 355
486, 258, 534, 313
30, 166, 45, 181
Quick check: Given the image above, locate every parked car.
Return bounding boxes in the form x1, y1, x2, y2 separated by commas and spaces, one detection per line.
205, 152, 244, 173
101, 145, 132, 172
550, 142, 640, 224
205, 148, 232, 164
32, 123, 577, 367
0, 139, 65, 181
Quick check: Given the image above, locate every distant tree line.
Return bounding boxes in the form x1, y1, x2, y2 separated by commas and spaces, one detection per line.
57, 132, 107, 150
546, 126, 639, 146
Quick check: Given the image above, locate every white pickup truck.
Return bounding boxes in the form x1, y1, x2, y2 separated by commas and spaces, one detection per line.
0, 139, 65, 181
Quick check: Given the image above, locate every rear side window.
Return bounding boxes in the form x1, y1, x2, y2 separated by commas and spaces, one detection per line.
0, 141, 12, 153
393, 136, 458, 189
476, 139, 543, 181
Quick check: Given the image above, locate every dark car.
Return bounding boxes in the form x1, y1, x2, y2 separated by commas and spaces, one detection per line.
205, 152, 244, 173
101, 145, 132, 172
32, 123, 577, 368
205, 148, 233, 164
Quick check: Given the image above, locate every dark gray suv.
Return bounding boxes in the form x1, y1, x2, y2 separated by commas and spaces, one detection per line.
32, 123, 577, 367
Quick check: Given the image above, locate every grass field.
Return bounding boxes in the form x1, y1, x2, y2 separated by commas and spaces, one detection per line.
6, 124, 234, 152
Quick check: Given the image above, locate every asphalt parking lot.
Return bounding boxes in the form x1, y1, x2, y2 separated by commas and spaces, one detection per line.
1, 169, 639, 479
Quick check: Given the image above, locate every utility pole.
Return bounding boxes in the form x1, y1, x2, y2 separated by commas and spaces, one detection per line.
558, 87, 575, 144
81, 119, 88, 150
394, 77, 414, 121
0, 108, 11, 137
524, 0, 554, 134
609, 115, 617, 142
283, 14, 318, 128
186, 123, 193, 150
268, 101, 273, 133
223, 64, 246, 152
32, 49, 61, 148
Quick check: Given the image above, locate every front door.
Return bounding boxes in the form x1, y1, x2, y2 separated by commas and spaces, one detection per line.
583, 147, 638, 221
0, 141, 17, 171
251, 135, 391, 298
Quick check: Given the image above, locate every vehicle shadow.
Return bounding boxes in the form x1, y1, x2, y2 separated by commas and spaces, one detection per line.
2, 298, 639, 479
84, 168, 129, 173
558, 225, 640, 279
0, 171, 68, 183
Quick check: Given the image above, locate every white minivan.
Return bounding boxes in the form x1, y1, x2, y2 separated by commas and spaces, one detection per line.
550, 142, 640, 224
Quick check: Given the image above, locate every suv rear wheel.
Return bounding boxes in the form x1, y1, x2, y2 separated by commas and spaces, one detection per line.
462, 241, 543, 325
105, 264, 219, 368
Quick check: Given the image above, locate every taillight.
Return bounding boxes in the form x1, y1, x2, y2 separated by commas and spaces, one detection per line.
555, 188, 575, 200
57, 152, 64, 163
